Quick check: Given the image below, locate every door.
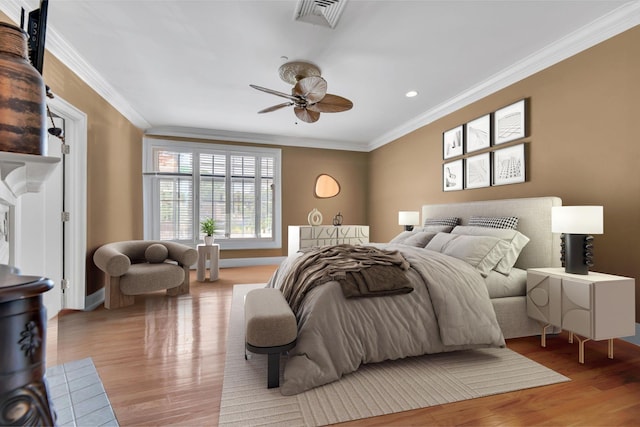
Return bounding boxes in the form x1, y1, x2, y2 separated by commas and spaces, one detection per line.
18, 116, 65, 318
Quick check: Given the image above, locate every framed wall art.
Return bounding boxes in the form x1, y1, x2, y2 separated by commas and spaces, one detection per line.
492, 143, 526, 186
494, 99, 526, 145
465, 114, 491, 153
465, 152, 490, 189
443, 159, 463, 191
443, 125, 463, 159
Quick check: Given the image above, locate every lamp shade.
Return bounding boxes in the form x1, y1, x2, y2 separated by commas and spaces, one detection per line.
551, 206, 603, 234
398, 211, 420, 226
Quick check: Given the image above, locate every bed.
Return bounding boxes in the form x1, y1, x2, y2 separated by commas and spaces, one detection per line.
268, 196, 562, 395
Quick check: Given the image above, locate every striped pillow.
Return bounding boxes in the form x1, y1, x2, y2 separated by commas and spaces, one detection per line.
469, 216, 519, 229
424, 217, 460, 227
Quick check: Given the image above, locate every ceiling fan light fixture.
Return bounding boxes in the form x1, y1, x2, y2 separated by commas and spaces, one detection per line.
251, 60, 353, 124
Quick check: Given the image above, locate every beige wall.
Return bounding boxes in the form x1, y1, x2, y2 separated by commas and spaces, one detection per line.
143, 137, 369, 260
370, 25, 640, 319
1, 13, 145, 294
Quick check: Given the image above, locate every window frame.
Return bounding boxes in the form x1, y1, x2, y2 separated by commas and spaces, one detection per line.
143, 137, 282, 250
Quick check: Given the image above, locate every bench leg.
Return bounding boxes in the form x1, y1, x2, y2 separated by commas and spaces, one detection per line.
267, 352, 280, 388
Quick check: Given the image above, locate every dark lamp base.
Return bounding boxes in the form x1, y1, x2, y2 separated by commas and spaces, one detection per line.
404, 225, 414, 231
562, 234, 594, 275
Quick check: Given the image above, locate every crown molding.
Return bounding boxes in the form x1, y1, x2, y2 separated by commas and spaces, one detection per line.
2, 0, 638, 152
367, 1, 640, 151
0, 0, 151, 129
144, 126, 370, 152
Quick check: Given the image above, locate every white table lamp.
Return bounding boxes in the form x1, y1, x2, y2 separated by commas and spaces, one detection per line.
551, 206, 603, 275
398, 211, 420, 231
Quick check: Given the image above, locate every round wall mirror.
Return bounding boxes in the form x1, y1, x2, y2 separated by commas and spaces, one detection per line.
314, 174, 340, 198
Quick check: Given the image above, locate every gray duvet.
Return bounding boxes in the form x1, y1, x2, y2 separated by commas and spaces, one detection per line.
267, 243, 505, 395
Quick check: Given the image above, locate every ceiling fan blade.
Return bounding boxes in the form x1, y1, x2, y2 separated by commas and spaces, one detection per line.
258, 102, 293, 114
307, 94, 354, 113
294, 107, 320, 123
292, 76, 327, 103
250, 84, 299, 102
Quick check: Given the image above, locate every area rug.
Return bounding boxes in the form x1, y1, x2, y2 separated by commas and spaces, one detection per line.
219, 284, 569, 426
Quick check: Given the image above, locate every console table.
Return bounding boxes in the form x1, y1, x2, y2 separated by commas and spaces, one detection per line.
288, 225, 369, 256
0, 264, 56, 425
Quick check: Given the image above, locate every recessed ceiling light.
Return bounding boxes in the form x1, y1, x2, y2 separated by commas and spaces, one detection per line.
405, 90, 418, 98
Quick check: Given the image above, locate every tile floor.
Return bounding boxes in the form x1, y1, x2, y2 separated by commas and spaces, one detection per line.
46, 358, 118, 427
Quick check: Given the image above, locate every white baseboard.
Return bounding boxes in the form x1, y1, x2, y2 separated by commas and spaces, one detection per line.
219, 257, 285, 268
189, 256, 285, 270
84, 287, 105, 311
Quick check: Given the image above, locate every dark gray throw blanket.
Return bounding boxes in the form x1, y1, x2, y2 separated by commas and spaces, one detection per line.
279, 244, 411, 313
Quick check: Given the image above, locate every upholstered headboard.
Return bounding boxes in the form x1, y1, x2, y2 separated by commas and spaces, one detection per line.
422, 196, 562, 270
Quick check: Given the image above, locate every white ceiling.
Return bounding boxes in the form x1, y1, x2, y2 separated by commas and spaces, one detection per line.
2, 0, 639, 151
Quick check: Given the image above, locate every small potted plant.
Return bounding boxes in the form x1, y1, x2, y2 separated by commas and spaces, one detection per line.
200, 217, 216, 245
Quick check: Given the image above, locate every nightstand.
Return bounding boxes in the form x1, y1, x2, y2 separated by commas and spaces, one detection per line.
527, 267, 635, 363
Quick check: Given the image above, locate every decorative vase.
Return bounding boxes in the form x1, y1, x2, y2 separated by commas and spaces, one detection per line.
307, 208, 323, 226
0, 22, 47, 155
204, 235, 214, 246
332, 212, 343, 226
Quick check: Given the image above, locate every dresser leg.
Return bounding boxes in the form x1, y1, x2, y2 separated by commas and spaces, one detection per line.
540, 323, 552, 347
608, 339, 614, 359
573, 335, 591, 364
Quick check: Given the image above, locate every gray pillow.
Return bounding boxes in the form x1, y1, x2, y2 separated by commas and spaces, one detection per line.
145, 243, 168, 263
425, 233, 510, 277
389, 231, 414, 244
402, 231, 438, 247
451, 226, 530, 275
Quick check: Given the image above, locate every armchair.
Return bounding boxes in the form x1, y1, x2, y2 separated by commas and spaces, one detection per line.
93, 240, 198, 309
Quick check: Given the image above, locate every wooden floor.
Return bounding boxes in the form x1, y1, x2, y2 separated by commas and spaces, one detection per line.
47, 265, 640, 426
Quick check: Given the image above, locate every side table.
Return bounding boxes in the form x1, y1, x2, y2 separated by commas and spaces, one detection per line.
197, 244, 220, 281
527, 267, 635, 363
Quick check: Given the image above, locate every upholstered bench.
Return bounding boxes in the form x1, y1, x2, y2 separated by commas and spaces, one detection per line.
244, 288, 297, 388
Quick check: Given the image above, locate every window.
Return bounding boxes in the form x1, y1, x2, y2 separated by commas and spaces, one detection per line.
143, 137, 281, 250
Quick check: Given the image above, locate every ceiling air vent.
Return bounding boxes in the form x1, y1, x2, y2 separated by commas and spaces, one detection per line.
294, 0, 348, 29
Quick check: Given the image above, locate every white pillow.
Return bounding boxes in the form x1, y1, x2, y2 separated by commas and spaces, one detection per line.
451, 226, 530, 275
425, 233, 510, 277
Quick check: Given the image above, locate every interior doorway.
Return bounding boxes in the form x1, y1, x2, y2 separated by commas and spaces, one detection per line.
14, 95, 88, 319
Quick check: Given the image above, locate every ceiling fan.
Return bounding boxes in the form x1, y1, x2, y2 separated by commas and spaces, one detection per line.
250, 61, 353, 123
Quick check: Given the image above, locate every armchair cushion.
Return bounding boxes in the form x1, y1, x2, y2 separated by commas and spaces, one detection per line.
145, 243, 168, 263
120, 263, 185, 295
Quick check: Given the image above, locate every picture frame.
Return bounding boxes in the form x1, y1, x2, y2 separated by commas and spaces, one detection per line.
465, 114, 491, 153
492, 143, 526, 186
443, 125, 463, 159
494, 99, 526, 145
465, 152, 491, 189
443, 159, 463, 191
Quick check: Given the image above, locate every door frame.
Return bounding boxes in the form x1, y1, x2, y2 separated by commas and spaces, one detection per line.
48, 95, 87, 310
